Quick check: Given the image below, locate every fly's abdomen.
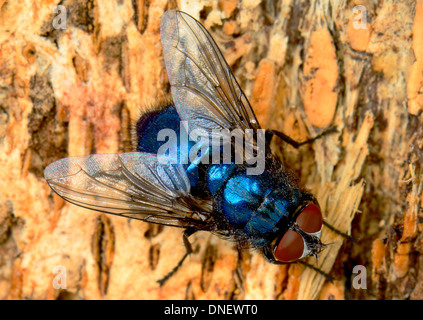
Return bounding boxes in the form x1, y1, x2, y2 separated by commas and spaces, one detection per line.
136, 104, 181, 153
136, 104, 199, 187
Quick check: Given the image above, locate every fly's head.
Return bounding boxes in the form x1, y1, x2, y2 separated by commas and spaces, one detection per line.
272, 202, 325, 263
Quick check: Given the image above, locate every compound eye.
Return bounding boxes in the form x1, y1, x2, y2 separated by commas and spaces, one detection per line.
274, 230, 304, 262
296, 203, 322, 233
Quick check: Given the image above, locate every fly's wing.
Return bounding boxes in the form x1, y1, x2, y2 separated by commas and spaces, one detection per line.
44, 153, 213, 229
160, 10, 262, 154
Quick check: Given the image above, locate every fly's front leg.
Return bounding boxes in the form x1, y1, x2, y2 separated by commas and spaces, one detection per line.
262, 244, 335, 282
266, 127, 338, 149
322, 220, 357, 242
157, 228, 197, 286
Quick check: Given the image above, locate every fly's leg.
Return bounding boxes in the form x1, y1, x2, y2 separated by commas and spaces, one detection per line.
322, 220, 357, 242
263, 245, 335, 282
157, 228, 196, 286
265, 126, 337, 149
297, 260, 335, 282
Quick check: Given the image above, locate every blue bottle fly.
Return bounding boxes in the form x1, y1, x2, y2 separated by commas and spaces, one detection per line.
44, 10, 327, 285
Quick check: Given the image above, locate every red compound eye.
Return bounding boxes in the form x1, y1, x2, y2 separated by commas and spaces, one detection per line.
296, 203, 322, 233
274, 230, 304, 262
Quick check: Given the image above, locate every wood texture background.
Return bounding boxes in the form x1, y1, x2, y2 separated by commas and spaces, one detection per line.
0, 0, 422, 300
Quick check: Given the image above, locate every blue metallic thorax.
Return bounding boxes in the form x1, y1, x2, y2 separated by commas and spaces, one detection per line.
207, 164, 299, 245
136, 105, 301, 245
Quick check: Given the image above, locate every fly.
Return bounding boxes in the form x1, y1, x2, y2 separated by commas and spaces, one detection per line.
44, 10, 334, 286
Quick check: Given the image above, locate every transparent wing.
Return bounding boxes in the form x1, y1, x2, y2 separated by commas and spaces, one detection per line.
160, 10, 260, 139
44, 152, 213, 229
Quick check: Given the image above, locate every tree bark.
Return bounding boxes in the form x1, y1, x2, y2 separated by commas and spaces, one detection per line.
0, 0, 422, 300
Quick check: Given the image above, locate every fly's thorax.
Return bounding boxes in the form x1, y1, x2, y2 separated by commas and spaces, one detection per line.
207, 163, 237, 196
218, 170, 274, 230
210, 167, 306, 246
242, 187, 299, 244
